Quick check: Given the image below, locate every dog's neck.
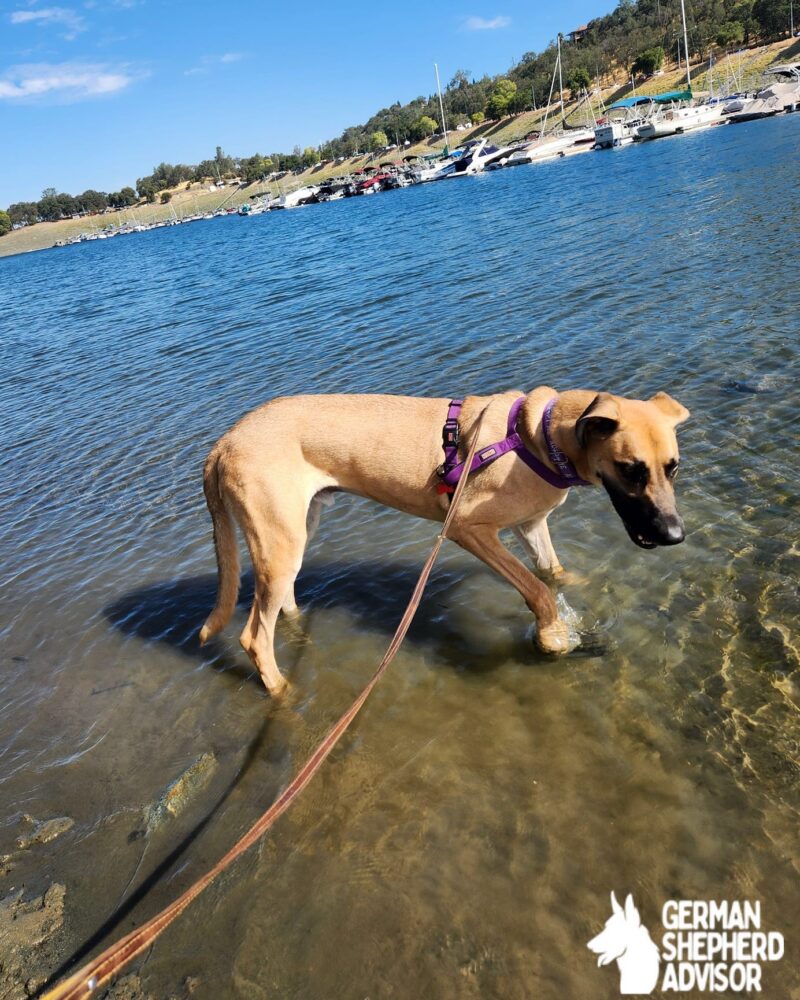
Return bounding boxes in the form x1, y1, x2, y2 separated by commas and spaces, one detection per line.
521, 390, 599, 486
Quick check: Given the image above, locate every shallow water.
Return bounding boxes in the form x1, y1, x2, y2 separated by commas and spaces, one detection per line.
1, 117, 799, 998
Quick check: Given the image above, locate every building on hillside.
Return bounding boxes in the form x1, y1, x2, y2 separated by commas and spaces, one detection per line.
568, 25, 588, 42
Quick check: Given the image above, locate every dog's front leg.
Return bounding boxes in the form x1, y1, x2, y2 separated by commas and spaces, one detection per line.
512, 517, 564, 580
450, 525, 571, 654
513, 517, 587, 586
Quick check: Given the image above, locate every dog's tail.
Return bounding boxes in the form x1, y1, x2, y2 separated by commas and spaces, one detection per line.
199, 448, 240, 645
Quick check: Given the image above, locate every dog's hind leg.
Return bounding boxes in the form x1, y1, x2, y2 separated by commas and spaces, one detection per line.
236, 490, 309, 696
280, 493, 326, 617
450, 524, 571, 654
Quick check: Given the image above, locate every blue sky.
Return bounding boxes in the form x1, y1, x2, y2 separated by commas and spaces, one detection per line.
1, 0, 604, 203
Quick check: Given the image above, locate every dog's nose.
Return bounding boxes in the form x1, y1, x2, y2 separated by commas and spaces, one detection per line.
656, 515, 685, 545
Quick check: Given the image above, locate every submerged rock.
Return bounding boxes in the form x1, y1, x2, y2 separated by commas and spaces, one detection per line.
145, 752, 217, 832
0, 883, 65, 1000
16, 815, 74, 850
722, 374, 788, 394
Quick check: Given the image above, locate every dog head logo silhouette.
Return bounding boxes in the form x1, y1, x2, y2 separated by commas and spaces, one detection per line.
587, 892, 660, 995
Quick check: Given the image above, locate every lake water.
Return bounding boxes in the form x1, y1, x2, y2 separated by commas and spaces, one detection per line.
1, 117, 798, 999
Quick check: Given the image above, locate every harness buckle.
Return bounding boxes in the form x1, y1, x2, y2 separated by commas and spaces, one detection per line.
442, 419, 459, 449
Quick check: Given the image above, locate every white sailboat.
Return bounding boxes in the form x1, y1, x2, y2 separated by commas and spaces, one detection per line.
637, 0, 726, 139
495, 40, 596, 165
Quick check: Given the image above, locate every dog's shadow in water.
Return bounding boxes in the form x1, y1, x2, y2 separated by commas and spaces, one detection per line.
103, 559, 539, 681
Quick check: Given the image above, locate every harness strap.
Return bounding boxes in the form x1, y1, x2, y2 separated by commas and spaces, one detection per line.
437, 396, 589, 493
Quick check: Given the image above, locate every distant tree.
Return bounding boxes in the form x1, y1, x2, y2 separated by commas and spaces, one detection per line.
486, 78, 517, 119
57, 193, 77, 217
0, 210, 11, 237
370, 130, 389, 150
566, 67, 592, 98
508, 88, 530, 113
716, 21, 746, 46
411, 115, 438, 139
753, 0, 791, 39
160, 191, 172, 204
108, 186, 138, 208
7, 202, 39, 226
731, 0, 759, 41
214, 145, 235, 175
137, 178, 157, 201
242, 154, 273, 183
38, 196, 61, 221
41, 187, 57, 200
631, 46, 665, 77
75, 189, 108, 214
470, 110, 486, 125
194, 160, 217, 182
302, 146, 318, 167
37, 192, 77, 221
447, 69, 472, 91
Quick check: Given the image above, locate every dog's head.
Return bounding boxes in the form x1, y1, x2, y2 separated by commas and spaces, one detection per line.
576, 391, 690, 549
587, 892, 644, 966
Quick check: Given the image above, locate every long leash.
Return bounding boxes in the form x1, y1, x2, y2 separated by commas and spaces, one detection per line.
41, 407, 486, 1000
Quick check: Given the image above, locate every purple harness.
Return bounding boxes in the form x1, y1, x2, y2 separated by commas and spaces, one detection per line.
437, 396, 590, 494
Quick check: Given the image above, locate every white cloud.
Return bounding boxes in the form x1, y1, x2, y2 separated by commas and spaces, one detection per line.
464, 15, 511, 30
0, 62, 138, 101
184, 52, 246, 76
9, 7, 85, 40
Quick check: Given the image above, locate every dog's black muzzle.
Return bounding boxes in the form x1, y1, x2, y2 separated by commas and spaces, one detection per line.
602, 477, 685, 549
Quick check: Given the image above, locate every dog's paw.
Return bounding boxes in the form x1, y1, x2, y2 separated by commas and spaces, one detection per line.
542, 565, 587, 587
552, 568, 589, 587
536, 620, 572, 655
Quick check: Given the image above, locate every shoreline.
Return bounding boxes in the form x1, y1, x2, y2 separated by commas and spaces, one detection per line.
2, 39, 797, 261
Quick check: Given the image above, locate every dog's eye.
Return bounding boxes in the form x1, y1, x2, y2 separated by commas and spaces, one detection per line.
615, 461, 649, 487
665, 459, 679, 480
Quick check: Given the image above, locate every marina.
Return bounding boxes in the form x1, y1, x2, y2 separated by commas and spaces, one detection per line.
46, 70, 800, 250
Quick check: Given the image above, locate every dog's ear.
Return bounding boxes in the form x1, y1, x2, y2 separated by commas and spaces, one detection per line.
624, 894, 640, 927
611, 891, 622, 916
649, 391, 690, 426
576, 393, 620, 449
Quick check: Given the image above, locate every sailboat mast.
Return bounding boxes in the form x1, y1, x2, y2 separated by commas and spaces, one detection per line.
557, 34, 565, 123
679, 0, 692, 87
434, 62, 449, 154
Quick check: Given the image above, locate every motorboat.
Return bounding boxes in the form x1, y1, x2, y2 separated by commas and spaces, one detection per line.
594, 91, 690, 148
238, 195, 274, 216
726, 63, 800, 123
496, 128, 596, 166
356, 172, 391, 194
637, 101, 726, 138
274, 186, 320, 209
408, 150, 462, 182
441, 139, 500, 177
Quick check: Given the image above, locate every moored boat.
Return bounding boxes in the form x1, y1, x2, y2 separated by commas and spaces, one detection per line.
595, 92, 690, 148
637, 100, 726, 139
726, 63, 800, 123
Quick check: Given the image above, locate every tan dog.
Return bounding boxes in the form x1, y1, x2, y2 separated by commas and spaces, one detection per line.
199, 387, 689, 695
